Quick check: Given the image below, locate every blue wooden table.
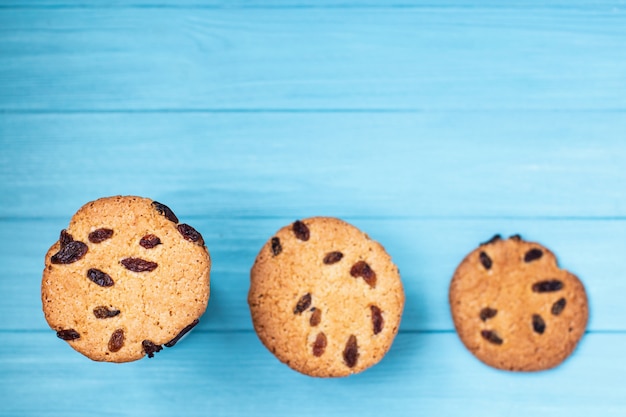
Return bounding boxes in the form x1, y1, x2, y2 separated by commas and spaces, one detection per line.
1, 1, 625, 415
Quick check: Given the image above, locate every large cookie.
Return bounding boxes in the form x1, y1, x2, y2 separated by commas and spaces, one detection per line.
449, 234, 588, 371
248, 217, 405, 377
41, 196, 211, 362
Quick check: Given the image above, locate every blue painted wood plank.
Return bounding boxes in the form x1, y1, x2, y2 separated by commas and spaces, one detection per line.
2, 113, 626, 219
2, 1, 625, 8
4, 217, 625, 331
1, 7, 625, 111
0, 331, 623, 417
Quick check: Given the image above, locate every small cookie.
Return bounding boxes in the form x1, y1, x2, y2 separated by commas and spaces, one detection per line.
41, 196, 211, 362
248, 217, 404, 377
449, 234, 588, 371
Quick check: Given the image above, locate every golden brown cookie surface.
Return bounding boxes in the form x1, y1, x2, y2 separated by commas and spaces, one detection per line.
449, 235, 588, 371
248, 217, 405, 377
42, 196, 211, 362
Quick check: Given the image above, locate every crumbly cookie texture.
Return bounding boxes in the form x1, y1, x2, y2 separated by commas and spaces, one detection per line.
449, 234, 588, 371
249, 217, 405, 377
42, 196, 211, 362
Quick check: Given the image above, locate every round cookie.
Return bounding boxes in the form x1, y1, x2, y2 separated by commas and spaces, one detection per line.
41, 196, 211, 362
248, 217, 405, 377
449, 234, 588, 371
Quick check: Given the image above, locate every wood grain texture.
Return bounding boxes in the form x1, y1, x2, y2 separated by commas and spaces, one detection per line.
1, 1, 625, 416
1, 7, 625, 111
5, 216, 625, 332
2, 113, 626, 219
2, 1, 625, 7
0, 332, 624, 417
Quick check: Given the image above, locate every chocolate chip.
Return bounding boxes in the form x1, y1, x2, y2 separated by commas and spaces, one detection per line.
294, 293, 312, 314
323, 251, 343, 265
532, 314, 546, 334
481, 330, 503, 345
309, 309, 322, 327
271, 237, 282, 256
164, 319, 200, 348
292, 220, 310, 241
312, 332, 327, 357
370, 305, 384, 335
481, 235, 502, 245
51, 241, 88, 264
343, 335, 359, 368
88, 228, 114, 243
479, 251, 492, 270
152, 201, 179, 223
142, 340, 163, 358
177, 223, 204, 245
509, 234, 522, 241
532, 280, 564, 293
93, 306, 120, 319
139, 234, 161, 249
479, 307, 498, 321
121, 257, 158, 272
350, 261, 376, 288
56, 329, 80, 341
524, 248, 543, 263
108, 329, 125, 352
551, 298, 567, 316
87, 268, 114, 287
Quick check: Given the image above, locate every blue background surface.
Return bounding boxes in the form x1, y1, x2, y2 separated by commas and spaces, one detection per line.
1, 1, 625, 415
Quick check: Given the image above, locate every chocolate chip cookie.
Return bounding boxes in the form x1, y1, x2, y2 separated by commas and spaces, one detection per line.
42, 196, 211, 362
449, 234, 588, 371
248, 217, 405, 377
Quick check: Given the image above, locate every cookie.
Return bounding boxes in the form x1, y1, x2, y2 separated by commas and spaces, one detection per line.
41, 196, 211, 362
449, 234, 588, 371
248, 217, 404, 377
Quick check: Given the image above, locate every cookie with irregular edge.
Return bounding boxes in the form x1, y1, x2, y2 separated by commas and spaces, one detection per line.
41, 196, 211, 362
449, 234, 588, 371
248, 217, 405, 377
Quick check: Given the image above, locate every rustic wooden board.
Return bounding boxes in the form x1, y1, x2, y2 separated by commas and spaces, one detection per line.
0, 332, 624, 417
1, 1, 624, 416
